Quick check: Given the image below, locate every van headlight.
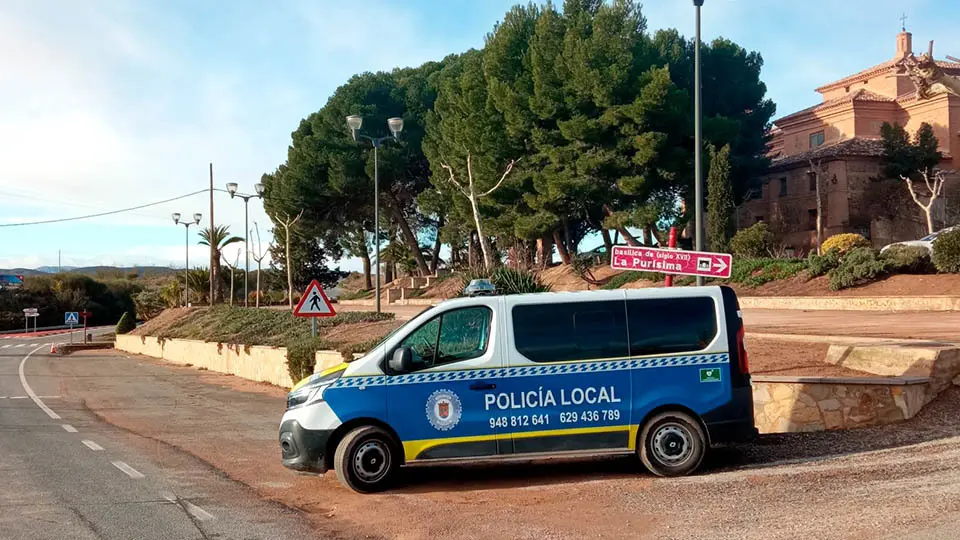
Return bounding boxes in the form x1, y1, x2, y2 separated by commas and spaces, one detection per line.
286, 382, 329, 410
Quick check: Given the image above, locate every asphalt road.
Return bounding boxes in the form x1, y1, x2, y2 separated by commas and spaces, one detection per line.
0, 332, 318, 540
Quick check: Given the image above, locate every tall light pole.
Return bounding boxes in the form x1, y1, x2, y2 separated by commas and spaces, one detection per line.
693, 0, 705, 286
225, 182, 265, 307
346, 115, 404, 315
172, 212, 202, 306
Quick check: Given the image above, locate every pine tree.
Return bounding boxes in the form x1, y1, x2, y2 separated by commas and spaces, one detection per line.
115, 311, 136, 335
707, 144, 735, 253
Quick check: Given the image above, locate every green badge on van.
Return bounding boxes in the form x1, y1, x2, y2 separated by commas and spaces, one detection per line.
699, 368, 721, 383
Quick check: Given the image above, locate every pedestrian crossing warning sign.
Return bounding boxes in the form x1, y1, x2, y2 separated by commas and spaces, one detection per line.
293, 280, 337, 318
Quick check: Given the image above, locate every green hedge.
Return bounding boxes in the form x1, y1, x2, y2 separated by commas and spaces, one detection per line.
932, 228, 960, 273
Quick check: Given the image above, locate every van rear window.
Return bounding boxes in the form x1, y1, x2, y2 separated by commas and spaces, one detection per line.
512, 300, 628, 363
626, 297, 717, 356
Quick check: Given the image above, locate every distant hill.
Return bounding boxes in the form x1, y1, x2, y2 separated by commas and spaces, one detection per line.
0, 266, 179, 278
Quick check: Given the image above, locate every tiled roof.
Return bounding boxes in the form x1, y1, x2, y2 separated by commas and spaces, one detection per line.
774, 89, 895, 125
767, 138, 886, 171
815, 60, 899, 93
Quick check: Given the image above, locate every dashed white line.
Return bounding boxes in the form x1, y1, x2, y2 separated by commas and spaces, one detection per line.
62, 424, 78, 433
162, 494, 214, 521
9, 396, 27, 400
1, 344, 10, 349
111, 461, 144, 479
81, 440, 103, 451
18, 345, 61, 420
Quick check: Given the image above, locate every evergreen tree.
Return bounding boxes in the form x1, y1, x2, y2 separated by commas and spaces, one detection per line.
706, 144, 735, 253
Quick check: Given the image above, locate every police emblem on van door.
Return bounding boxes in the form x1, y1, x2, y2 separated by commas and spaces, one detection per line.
426, 389, 462, 431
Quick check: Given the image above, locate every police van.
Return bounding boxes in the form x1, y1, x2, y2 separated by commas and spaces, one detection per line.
279, 286, 755, 493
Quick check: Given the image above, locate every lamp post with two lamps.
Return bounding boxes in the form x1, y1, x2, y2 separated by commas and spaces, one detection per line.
225, 182, 265, 307
345, 115, 404, 314
172, 212, 202, 306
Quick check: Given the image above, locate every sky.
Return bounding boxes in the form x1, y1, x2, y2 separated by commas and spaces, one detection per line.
2, 0, 960, 272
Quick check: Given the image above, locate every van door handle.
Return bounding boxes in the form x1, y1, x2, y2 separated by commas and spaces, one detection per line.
469, 382, 496, 391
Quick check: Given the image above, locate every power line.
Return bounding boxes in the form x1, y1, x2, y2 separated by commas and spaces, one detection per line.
0, 189, 210, 228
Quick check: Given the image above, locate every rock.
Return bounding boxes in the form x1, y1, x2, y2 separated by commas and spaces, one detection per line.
753, 385, 772, 404
823, 410, 844, 430
818, 398, 842, 411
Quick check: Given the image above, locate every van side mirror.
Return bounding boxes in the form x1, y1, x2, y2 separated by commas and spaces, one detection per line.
389, 347, 414, 373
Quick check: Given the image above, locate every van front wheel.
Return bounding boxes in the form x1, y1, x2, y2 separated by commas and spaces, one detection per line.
334, 426, 398, 493
638, 411, 706, 477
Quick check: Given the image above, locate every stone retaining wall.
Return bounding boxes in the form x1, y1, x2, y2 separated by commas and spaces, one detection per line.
752, 375, 930, 433
739, 296, 960, 312
116, 334, 295, 388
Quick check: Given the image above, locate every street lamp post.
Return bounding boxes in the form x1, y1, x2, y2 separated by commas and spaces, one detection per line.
693, 0, 705, 287
226, 182, 265, 307
346, 115, 404, 315
172, 212, 202, 306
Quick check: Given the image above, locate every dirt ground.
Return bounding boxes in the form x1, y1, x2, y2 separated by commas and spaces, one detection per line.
49, 349, 960, 540
744, 337, 870, 377
320, 319, 405, 347
132, 306, 195, 335
731, 272, 960, 297
744, 309, 960, 342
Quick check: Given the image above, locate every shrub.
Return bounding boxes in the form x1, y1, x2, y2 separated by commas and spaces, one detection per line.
115, 311, 136, 335
881, 245, 935, 274
731, 223, 775, 258
729, 258, 807, 288
601, 270, 662, 290
827, 247, 889, 290
807, 249, 841, 278
932, 228, 960, 273
286, 336, 328, 383
821, 233, 870, 255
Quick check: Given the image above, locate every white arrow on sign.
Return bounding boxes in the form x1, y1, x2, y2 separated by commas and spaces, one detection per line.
713, 258, 728, 273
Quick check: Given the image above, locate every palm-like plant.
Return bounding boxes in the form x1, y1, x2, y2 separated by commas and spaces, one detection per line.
198, 225, 244, 303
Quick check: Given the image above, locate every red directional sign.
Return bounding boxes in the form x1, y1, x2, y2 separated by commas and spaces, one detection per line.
611, 245, 732, 279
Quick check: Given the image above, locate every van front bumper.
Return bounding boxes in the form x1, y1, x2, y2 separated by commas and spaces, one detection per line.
279, 420, 332, 474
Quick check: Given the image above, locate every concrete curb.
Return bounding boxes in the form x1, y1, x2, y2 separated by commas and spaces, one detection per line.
739, 295, 960, 312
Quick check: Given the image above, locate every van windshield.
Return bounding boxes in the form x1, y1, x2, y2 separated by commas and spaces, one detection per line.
352, 305, 436, 360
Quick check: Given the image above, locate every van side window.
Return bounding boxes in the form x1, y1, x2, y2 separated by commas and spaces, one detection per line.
626, 297, 717, 356
512, 301, 628, 363
397, 306, 492, 371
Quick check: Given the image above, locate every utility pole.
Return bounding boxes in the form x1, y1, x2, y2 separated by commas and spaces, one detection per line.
693, 0, 705, 287
209, 163, 215, 305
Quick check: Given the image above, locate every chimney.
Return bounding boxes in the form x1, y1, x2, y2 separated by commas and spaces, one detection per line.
896, 31, 913, 58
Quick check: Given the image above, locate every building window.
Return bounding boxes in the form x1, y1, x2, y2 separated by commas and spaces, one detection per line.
809, 173, 817, 192
779, 177, 787, 197
755, 215, 764, 223
808, 209, 817, 230
809, 131, 825, 149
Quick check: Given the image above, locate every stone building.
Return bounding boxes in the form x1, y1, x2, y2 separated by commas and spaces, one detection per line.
738, 29, 960, 253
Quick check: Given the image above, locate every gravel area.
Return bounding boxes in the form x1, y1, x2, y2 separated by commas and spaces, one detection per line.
51, 350, 960, 540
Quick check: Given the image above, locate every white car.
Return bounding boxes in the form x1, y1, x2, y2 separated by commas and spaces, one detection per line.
880, 225, 957, 254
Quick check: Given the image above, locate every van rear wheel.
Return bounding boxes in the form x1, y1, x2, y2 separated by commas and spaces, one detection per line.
638, 411, 706, 477
334, 426, 398, 493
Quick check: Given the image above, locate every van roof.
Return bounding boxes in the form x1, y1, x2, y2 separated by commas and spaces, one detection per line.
436, 285, 728, 308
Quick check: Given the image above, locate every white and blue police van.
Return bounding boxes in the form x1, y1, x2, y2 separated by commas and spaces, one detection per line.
279, 286, 755, 493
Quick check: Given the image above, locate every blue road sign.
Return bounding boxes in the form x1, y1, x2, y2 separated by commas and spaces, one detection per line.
65, 312, 79, 325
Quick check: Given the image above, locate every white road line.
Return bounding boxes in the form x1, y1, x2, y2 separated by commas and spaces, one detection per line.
162, 494, 214, 521
81, 440, 103, 451
62, 424, 78, 433
10, 396, 27, 399
111, 461, 144, 479
1, 344, 10, 349
18, 345, 61, 420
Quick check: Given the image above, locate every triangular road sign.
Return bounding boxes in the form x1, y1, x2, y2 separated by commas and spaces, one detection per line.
293, 280, 337, 318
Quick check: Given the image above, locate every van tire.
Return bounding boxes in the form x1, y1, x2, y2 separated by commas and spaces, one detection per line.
638, 411, 706, 477
334, 426, 398, 493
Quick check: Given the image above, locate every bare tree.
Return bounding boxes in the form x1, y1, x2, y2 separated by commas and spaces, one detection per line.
250, 221, 273, 308
271, 210, 304, 310
902, 168, 949, 235
808, 159, 824, 255
221, 249, 240, 307
439, 153, 516, 271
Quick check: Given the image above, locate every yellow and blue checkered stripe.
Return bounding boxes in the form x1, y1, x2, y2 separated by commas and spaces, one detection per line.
331, 352, 728, 389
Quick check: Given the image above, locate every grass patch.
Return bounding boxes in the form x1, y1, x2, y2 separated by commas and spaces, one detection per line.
153, 306, 393, 347
339, 289, 373, 301
725, 258, 807, 288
